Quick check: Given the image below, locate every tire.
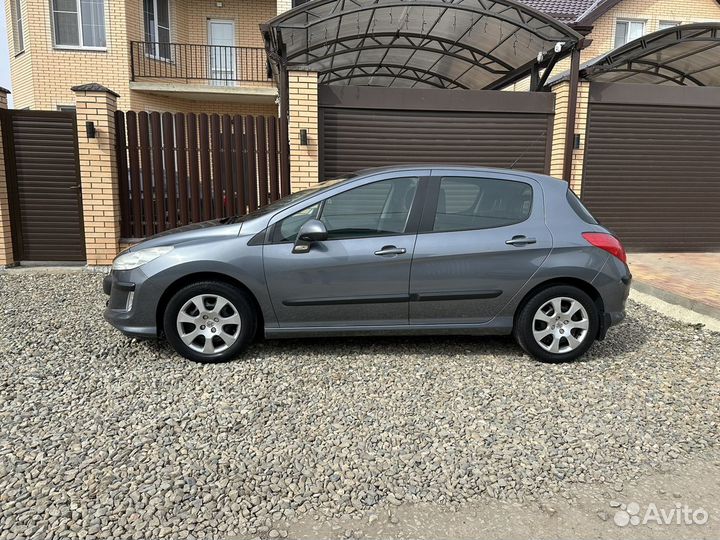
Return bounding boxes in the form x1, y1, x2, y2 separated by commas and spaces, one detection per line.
514, 285, 599, 363
163, 281, 257, 363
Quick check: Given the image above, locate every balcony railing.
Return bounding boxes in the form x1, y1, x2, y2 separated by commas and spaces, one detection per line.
130, 42, 272, 85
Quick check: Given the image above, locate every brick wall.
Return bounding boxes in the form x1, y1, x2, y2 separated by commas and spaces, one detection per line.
8, 0, 133, 110
5, 0, 280, 112
288, 71, 319, 191
549, 81, 590, 189
0, 90, 14, 266
583, 0, 720, 61
549, 82, 569, 179
277, 0, 292, 15
73, 86, 122, 266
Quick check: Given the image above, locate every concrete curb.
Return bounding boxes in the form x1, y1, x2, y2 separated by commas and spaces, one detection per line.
632, 280, 720, 321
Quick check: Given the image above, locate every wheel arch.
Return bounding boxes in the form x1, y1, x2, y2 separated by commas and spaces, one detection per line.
156, 272, 265, 338
513, 277, 605, 329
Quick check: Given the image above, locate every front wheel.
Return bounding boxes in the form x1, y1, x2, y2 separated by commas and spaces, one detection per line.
514, 285, 599, 363
163, 281, 257, 363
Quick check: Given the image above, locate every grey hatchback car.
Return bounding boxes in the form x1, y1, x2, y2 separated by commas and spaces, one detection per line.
104, 166, 631, 364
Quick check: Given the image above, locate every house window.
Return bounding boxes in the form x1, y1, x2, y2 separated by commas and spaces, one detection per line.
144, 0, 171, 60
57, 105, 76, 112
659, 21, 681, 30
614, 20, 645, 47
52, 0, 106, 49
11, 0, 25, 54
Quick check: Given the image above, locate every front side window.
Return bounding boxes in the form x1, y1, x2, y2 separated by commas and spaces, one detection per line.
144, 0, 171, 60
614, 20, 645, 47
52, 0, 106, 48
275, 177, 419, 242
659, 21, 681, 30
11, 0, 24, 54
432, 177, 532, 232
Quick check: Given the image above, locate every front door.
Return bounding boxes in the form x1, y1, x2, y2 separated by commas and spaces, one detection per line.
1, 109, 86, 262
208, 20, 236, 85
263, 174, 426, 328
409, 171, 552, 325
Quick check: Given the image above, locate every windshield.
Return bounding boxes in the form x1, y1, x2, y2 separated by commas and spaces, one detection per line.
224, 176, 351, 224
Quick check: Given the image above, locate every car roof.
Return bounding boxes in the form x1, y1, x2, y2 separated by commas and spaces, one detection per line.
351, 164, 563, 187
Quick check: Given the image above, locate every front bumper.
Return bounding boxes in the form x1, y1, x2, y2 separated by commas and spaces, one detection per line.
103, 270, 159, 338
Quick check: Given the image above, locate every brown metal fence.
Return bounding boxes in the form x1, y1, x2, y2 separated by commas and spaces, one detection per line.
115, 111, 289, 238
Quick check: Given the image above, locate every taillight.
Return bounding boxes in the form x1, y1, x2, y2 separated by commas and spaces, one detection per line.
582, 232, 627, 264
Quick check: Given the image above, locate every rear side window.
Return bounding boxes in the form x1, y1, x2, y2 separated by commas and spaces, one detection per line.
432, 177, 533, 232
566, 189, 598, 224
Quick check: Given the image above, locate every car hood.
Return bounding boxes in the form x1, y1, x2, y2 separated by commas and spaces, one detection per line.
127, 219, 243, 251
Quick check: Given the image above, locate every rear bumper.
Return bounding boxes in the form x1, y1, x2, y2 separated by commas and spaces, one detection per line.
595, 265, 631, 340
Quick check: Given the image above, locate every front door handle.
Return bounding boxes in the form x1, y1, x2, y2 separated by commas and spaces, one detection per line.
374, 246, 407, 257
506, 236, 537, 246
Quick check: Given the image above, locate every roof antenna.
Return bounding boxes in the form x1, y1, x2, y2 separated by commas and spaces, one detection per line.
509, 129, 547, 169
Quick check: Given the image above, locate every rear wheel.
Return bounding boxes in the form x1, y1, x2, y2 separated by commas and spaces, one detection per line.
163, 281, 256, 363
514, 285, 599, 363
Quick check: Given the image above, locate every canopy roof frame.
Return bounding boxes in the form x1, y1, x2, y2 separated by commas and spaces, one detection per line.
583, 23, 720, 86
261, 0, 582, 91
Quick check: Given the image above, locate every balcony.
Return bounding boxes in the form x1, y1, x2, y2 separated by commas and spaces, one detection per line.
129, 42, 276, 102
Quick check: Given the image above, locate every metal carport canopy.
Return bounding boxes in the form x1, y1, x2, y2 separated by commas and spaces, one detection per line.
261, 0, 582, 90
583, 23, 720, 86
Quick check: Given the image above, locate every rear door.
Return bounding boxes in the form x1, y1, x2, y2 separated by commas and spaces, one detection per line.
409, 170, 552, 325
263, 171, 429, 327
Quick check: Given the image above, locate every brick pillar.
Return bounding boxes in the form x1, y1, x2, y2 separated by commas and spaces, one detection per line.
288, 71, 319, 191
72, 83, 122, 266
549, 80, 590, 193
0, 87, 14, 267
569, 81, 590, 194
549, 81, 570, 179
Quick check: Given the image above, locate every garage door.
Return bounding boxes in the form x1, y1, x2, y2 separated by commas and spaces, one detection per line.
319, 86, 554, 180
582, 83, 720, 252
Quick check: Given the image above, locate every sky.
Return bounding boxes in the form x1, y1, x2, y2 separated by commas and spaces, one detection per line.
0, 0, 13, 107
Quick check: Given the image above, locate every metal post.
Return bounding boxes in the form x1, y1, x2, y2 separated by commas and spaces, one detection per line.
562, 46, 581, 182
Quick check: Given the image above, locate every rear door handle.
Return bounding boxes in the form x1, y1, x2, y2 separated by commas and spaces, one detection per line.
374, 246, 407, 256
506, 236, 537, 246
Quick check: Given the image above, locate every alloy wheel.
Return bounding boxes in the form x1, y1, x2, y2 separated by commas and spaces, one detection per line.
176, 294, 242, 355
532, 297, 590, 354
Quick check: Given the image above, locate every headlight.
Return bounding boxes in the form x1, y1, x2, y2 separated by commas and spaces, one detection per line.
112, 246, 174, 271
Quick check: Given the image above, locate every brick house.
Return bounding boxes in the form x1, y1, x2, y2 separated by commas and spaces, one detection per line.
3, 0, 295, 116
5, 0, 720, 114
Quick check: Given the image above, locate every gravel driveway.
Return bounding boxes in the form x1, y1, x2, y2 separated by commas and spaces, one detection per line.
1, 271, 719, 539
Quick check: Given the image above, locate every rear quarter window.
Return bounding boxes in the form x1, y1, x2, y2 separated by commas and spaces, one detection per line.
566, 189, 598, 225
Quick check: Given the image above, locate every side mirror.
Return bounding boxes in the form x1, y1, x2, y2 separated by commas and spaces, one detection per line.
293, 219, 328, 253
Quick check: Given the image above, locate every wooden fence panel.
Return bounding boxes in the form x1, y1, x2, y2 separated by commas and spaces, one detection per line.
245, 116, 258, 212
126, 112, 143, 238
222, 114, 234, 216
116, 110, 284, 237
268, 117, 279, 202
233, 115, 246, 215
115, 111, 131, 238
138, 112, 154, 237
199, 113, 212, 220
150, 112, 165, 233
210, 114, 223, 217
256, 116, 269, 208
174, 113, 189, 226
187, 113, 201, 224
162, 112, 177, 229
